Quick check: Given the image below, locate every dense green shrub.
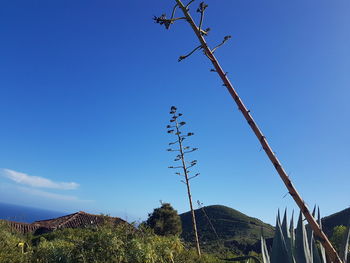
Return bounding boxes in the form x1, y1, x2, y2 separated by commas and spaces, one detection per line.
174, 249, 225, 263
331, 225, 348, 252
146, 203, 182, 236
0, 220, 228, 263
330, 225, 350, 262
32, 238, 74, 263
0, 222, 32, 263
33, 223, 132, 263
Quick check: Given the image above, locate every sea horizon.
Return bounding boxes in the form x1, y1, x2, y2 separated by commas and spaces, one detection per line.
0, 202, 66, 223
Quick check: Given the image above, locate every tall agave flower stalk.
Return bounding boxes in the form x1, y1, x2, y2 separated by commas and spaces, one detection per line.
154, 1, 341, 262
167, 106, 201, 256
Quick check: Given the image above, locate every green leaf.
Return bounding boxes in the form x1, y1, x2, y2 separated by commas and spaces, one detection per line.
294, 211, 312, 263
281, 209, 293, 261
290, 210, 295, 249
310, 233, 323, 263
261, 236, 270, 263
340, 219, 350, 263
271, 212, 292, 263
318, 207, 327, 263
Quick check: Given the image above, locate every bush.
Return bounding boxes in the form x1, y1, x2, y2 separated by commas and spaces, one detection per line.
0, 220, 227, 263
330, 225, 348, 252
146, 203, 182, 236
33, 223, 130, 263
32, 238, 75, 263
0, 222, 32, 263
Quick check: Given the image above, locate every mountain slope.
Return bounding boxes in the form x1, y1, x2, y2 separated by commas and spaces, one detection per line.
322, 207, 350, 236
180, 205, 274, 253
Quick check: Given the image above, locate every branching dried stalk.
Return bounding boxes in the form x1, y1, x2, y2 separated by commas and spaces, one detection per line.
155, 1, 342, 262
167, 106, 201, 256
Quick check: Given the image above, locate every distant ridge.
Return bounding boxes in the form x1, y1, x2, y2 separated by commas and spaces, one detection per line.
180, 205, 275, 254
322, 207, 350, 236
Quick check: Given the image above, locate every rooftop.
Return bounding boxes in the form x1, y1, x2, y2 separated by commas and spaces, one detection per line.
1, 211, 127, 235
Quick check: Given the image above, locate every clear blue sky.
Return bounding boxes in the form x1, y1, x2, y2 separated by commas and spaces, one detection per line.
0, 0, 349, 224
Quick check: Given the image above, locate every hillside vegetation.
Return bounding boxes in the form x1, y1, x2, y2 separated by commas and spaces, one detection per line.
322, 207, 350, 236
180, 205, 275, 254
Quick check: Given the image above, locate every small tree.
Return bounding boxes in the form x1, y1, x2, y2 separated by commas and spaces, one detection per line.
146, 203, 182, 236
167, 106, 201, 256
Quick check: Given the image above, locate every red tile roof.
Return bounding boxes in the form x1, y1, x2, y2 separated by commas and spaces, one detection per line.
2, 220, 43, 234
1, 211, 127, 235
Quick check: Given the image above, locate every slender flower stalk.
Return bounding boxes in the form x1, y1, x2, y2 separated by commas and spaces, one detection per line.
167, 106, 201, 256
155, 1, 342, 262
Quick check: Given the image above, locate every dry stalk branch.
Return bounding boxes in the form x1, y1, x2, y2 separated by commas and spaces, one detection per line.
167, 106, 201, 257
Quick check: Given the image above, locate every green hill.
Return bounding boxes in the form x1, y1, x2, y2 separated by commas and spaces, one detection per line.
179, 205, 349, 254
322, 207, 350, 236
180, 205, 274, 254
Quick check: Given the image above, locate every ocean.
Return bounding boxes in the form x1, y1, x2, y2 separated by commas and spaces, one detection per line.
0, 202, 65, 223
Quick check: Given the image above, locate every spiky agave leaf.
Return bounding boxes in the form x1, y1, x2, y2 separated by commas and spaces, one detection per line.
339, 219, 350, 263
271, 211, 292, 263
290, 210, 295, 250
310, 232, 323, 263
306, 205, 317, 247
281, 208, 294, 262
317, 207, 322, 229
261, 236, 271, 263
317, 207, 327, 263
294, 211, 312, 263
281, 209, 290, 238
305, 205, 317, 262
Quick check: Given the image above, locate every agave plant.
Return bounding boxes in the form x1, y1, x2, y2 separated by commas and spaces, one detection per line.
222, 209, 349, 263
261, 209, 350, 263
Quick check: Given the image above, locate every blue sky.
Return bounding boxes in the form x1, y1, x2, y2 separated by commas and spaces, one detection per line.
0, 0, 349, 224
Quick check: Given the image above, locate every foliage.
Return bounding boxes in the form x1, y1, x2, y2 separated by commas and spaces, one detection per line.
2, 208, 347, 263
0, 221, 32, 263
330, 225, 350, 262
146, 203, 182, 236
259, 210, 350, 263
174, 249, 224, 263
331, 226, 348, 252
0, 220, 231, 263
259, 210, 327, 263
32, 238, 75, 263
